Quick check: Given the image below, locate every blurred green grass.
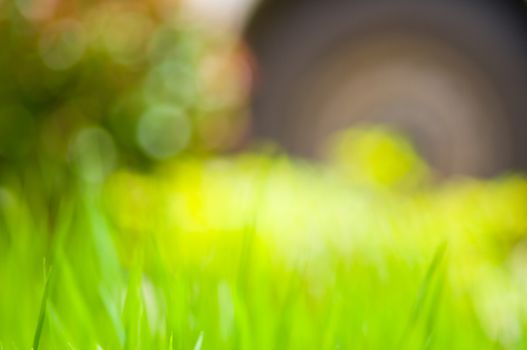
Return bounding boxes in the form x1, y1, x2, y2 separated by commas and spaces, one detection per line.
3, 129, 527, 349
2, 1, 527, 349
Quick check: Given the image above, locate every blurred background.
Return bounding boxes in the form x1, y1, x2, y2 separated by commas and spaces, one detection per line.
3, 0, 527, 348
245, 0, 527, 177
0, 0, 251, 193
3, 0, 527, 183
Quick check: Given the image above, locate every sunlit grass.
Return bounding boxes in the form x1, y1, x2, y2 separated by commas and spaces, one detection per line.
3, 1, 522, 347
2, 127, 527, 349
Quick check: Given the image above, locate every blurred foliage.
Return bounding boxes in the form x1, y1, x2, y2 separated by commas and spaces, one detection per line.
326, 126, 431, 189
2, 134, 527, 348
0, 0, 248, 194
2, 1, 527, 349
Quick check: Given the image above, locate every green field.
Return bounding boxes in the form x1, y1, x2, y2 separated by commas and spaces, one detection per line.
1, 2, 527, 348
2, 128, 527, 349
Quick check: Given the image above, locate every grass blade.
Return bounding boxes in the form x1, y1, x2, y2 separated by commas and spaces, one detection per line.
33, 266, 53, 350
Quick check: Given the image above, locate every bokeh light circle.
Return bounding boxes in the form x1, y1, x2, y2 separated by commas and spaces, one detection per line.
70, 127, 117, 183
137, 105, 192, 160
38, 19, 86, 71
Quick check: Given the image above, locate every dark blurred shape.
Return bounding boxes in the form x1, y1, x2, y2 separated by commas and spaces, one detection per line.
246, 0, 527, 176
